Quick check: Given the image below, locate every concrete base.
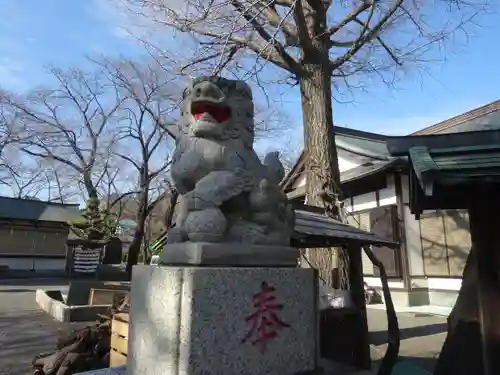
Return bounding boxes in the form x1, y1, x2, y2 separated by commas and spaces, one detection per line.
377, 288, 430, 307
160, 242, 299, 267
429, 290, 459, 307
129, 265, 318, 375
36, 289, 110, 322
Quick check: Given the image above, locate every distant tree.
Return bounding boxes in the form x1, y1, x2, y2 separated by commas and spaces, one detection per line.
72, 198, 119, 240
0, 67, 123, 201
97, 58, 177, 273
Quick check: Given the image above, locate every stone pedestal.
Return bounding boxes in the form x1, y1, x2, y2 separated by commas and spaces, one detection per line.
128, 250, 319, 375
159, 242, 300, 267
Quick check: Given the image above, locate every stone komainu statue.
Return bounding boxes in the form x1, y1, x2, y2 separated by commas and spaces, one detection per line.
166, 76, 295, 246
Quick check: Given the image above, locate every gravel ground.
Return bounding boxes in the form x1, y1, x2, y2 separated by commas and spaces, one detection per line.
0, 279, 447, 375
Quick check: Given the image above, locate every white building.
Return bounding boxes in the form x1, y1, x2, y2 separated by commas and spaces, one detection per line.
281, 99, 500, 307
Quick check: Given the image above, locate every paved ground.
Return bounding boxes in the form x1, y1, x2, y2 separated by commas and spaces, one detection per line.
367, 308, 447, 372
0, 279, 447, 375
368, 303, 452, 317
0, 279, 81, 375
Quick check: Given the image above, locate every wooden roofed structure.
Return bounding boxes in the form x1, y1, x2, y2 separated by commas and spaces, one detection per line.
291, 204, 398, 370
293, 208, 398, 249
387, 129, 500, 375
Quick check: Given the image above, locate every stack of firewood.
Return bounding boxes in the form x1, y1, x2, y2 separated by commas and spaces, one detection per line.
32, 295, 129, 375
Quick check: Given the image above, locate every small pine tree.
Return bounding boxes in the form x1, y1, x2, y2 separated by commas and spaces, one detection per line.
72, 198, 118, 241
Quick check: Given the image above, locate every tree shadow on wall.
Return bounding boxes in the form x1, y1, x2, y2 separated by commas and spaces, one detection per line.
419, 210, 471, 276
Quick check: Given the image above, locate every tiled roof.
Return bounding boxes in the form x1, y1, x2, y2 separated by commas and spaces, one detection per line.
280, 126, 392, 191
293, 209, 397, 248
411, 100, 500, 135
0, 196, 80, 223
285, 159, 405, 199
387, 129, 500, 192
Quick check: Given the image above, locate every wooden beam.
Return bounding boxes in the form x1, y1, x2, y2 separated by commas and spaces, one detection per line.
347, 244, 371, 369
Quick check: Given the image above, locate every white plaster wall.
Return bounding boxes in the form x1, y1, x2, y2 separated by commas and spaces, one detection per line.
352, 192, 377, 212
0, 258, 66, 271
404, 204, 425, 276
379, 175, 397, 206
427, 277, 462, 291
364, 277, 404, 289
410, 278, 428, 288
400, 175, 425, 276
409, 277, 462, 291
292, 156, 361, 190
351, 175, 397, 212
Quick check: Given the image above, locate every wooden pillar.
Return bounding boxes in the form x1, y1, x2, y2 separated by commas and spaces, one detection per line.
468, 188, 500, 375
348, 244, 371, 369
394, 173, 411, 290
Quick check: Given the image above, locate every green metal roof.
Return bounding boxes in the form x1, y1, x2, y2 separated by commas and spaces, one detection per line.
408, 144, 500, 196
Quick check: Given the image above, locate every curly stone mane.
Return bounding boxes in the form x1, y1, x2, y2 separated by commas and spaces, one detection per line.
178, 76, 255, 148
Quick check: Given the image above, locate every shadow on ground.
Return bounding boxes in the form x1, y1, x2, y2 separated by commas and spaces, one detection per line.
0, 288, 41, 293
369, 322, 447, 346
0, 310, 89, 375
0, 278, 70, 287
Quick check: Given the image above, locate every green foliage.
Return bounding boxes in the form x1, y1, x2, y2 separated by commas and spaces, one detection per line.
72, 198, 119, 240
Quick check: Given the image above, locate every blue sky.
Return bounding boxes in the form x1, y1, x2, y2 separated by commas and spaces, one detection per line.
1, 0, 500, 139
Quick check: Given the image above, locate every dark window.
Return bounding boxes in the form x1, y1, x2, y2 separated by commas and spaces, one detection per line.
347, 205, 401, 277
369, 205, 401, 277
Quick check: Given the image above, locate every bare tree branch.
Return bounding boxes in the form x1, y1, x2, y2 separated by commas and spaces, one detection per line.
0, 67, 123, 200
97, 57, 176, 275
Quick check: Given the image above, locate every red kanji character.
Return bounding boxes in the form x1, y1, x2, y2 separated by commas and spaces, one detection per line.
241, 281, 291, 353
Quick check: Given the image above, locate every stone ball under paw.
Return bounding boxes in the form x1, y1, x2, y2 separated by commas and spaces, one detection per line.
184, 208, 227, 242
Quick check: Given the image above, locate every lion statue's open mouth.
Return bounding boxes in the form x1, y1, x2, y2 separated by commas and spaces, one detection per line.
191, 101, 231, 123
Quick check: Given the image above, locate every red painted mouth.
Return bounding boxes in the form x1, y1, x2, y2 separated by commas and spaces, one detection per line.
191, 102, 231, 123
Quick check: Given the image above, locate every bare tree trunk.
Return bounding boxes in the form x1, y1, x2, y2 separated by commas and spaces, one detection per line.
83, 171, 99, 200
299, 29, 344, 286
300, 65, 340, 204
164, 189, 179, 230
126, 187, 149, 276
143, 214, 152, 265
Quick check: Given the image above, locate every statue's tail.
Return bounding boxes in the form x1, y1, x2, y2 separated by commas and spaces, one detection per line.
263, 151, 285, 185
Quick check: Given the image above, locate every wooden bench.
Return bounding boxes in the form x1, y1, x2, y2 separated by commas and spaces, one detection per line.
110, 313, 129, 367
